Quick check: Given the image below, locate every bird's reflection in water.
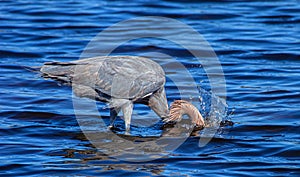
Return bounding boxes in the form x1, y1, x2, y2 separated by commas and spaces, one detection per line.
46, 131, 167, 175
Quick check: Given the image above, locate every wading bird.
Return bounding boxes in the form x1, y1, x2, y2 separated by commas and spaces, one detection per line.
40, 56, 205, 132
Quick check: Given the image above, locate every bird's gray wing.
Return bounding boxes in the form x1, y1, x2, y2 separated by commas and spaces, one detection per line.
40, 56, 166, 100
94, 57, 165, 100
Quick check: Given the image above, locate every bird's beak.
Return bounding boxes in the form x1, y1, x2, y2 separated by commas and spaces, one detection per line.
148, 87, 169, 119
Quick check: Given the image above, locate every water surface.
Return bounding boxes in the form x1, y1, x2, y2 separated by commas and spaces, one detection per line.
0, 0, 300, 176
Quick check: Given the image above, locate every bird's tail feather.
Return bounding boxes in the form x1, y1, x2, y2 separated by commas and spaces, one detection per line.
22, 65, 41, 73
40, 62, 78, 84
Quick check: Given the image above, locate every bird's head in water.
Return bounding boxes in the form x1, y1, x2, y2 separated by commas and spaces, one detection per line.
147, 88, 205, 128
166, 100, 205, 128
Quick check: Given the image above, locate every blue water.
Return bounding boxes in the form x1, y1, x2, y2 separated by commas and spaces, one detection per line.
1, 0, 300, 176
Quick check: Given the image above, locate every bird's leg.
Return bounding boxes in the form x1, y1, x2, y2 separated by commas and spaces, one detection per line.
121, 101, 133, 134
109, 107, 121, 129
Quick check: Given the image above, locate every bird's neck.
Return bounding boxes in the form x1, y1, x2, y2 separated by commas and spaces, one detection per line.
169, 100, 205, 127
181, 103, 201, 121
181, 103, 205, 126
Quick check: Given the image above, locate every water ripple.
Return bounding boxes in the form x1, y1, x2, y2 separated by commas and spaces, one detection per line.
0, 0, 300, 176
